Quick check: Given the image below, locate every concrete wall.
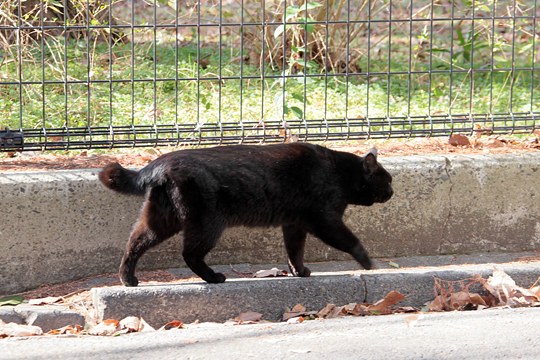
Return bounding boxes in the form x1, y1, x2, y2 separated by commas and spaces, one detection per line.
1, 152, 539, 294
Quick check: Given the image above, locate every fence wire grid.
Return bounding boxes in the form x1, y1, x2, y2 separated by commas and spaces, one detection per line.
0, 0, 538, 151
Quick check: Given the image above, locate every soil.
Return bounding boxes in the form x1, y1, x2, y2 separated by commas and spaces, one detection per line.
1, 134, 539, 172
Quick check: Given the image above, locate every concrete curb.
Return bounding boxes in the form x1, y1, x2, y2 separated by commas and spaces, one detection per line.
0, 305, 85, 332
92, 261, 540, 328
2, 152, 539, 294
2, 255, 540, 331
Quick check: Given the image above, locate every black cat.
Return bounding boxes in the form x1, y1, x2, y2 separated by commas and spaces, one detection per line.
99, 143, 393, 286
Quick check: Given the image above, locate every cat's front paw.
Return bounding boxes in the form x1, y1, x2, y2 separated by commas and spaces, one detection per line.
121, 275, 139, 287
294, 266, 311, 277
205, 272, 227, 283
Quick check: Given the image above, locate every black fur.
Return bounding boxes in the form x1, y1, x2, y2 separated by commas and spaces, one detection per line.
99, 143, 393, 286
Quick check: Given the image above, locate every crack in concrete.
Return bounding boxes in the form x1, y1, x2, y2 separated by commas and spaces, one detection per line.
439, 156, 454, 254
358, 274, 368, 303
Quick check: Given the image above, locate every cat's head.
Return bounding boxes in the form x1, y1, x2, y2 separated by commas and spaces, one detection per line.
353, 148, 393, 206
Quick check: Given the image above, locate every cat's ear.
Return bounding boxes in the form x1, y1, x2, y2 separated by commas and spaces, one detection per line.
363, 148, 379, 174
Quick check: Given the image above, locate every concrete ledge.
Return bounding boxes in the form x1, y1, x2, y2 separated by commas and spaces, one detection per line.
2, 152, 539, 294
92, 261, 540, 327
0, 305, 85, 332
93, 275, 365, 326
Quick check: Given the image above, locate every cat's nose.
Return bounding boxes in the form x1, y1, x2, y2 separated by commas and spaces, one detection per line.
382, 188, 393, 202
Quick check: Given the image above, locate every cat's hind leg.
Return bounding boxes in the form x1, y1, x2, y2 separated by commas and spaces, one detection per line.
282, 224, 311, 277
182, 220, 226, 283
120, 186, 182, 287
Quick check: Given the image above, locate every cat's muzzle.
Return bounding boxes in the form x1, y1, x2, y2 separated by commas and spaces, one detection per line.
379, 188, 393, 203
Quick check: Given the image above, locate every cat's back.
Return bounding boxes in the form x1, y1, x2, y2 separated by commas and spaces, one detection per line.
144, 142, 330, 171
138, 143, 333, 191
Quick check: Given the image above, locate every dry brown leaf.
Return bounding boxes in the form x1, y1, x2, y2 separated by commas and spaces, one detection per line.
119, 316, 155, 333
427, 269, 540, 313
317, 304, 345, 319
283, 311, 318, 321
508, 285, 540, 307
484, 268, 517, 304
484, 137, 505, 148
88, 319, 120, 336
448, 291, 487, 310
159, 320, 185, 331
28, 296, 62, 305
0, 320, 43, 337
286, 316, 305, 324
468, 293, 487, 306
47, 324, 84, 335
253, 268, 288, 278
427, 295, 446, 312
429, 291, 487, 311
529, 285, 540, 301
341, 303, 369, 316
449, 134, 471, 147
283, 304, 318, 321
317, 304, 336, 318
368, 291, 406, 315
397, 306, 419, 313
234, 311, 263, 324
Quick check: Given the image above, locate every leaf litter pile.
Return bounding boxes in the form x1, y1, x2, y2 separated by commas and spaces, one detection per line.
1, 267, 540, 338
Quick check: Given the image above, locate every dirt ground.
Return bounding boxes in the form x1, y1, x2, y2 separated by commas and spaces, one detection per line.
1, 134, 539, 172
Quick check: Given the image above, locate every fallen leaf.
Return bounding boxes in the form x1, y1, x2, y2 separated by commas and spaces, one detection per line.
396, 306, 418, 313
427, 295, 446, 312
0, 295, 24, 307
388, 261, 400, 268
449, 133, 471, 147
0, 320, 43, 337
484, 268, 517, 304
448, 291, 486, 310
234, 311, 263, 324
512, 286, 540, 305
28, 296, 62, 305
341, 303, 369, 316
484, 137, 505, 148
286, 316, 304, 324
47, 324, 84, 335
368, 291, 406, 315
88, 319, 120, 336
529, 285, 540, 301
253, 268, 288, 278
282, 303, 318, 321
119, 316, 155, 333
317, 303, 336, 318
159, 320, 185, 330
283, 306, 318, 321
317, 303, 344, 319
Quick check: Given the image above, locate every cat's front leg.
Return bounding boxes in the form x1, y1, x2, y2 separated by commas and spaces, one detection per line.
119, 255, 139, 287
306, 215, 373, 270
282, 224, 311, 277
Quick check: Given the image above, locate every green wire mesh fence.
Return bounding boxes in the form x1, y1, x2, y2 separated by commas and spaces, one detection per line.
0, 0, 538, 151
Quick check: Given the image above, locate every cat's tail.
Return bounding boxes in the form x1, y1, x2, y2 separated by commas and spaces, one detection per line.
98, 162, 146, 196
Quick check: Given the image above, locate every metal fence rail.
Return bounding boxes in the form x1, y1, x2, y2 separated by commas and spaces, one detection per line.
0, 0, 538, 151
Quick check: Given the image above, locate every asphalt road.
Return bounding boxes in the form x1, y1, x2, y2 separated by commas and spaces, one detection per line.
1, 307, 538, 360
